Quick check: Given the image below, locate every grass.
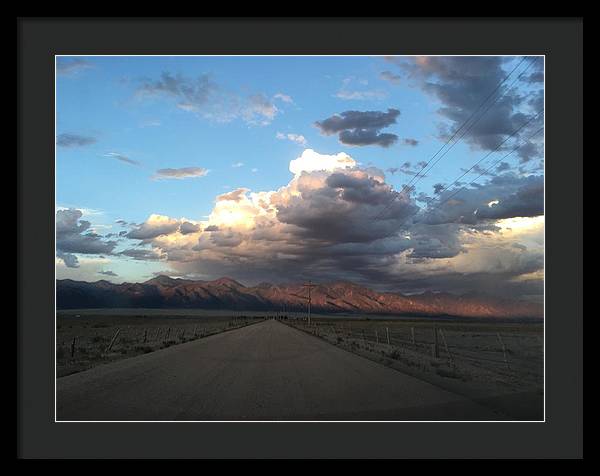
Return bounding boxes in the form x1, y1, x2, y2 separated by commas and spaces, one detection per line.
56, 312, 265, 377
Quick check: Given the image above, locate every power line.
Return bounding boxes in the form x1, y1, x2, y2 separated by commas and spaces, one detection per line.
432, 109, 543, 199
374, 56, 536, 221
405, 57, 528, 187
408, 56, 540, 187
428, 125, 544, 213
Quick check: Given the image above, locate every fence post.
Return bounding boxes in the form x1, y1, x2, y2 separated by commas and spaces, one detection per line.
439, 328, 454, 367
164, 327, 171, 342
411, 327, 416, 347
70, 336, 76, 358
143, 329, 148, 344
386, 327, 390, 345
497, 332, 510, 369
432, 326, 439, 359
193, 325, 197, 338
106, 328, 121, 352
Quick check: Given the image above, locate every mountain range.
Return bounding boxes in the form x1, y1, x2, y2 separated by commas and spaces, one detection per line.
56, 276, 543, 319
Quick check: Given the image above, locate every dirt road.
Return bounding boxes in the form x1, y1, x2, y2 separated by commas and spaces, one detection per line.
57, 319, 501, 421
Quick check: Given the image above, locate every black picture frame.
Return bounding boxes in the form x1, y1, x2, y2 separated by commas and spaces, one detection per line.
18, 17, 583, 459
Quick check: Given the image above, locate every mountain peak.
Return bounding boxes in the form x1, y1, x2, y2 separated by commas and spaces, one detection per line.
145, 275, 193, 288
209, 277, 245, 288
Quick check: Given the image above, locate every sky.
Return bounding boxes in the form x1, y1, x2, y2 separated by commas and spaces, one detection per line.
56, 55, 545, 302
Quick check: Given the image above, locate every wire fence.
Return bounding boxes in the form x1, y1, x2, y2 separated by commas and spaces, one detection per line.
284, 318, 543, 383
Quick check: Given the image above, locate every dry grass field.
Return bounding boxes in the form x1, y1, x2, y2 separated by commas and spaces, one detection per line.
56, 310, 265, 377
56, 309, 543, 419
284, 316, 543, 418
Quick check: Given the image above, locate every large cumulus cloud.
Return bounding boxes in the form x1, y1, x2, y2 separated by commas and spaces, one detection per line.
119, 149, 544, 301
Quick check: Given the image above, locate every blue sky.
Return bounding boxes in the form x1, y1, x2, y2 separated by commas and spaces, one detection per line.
56, 56, 544, 300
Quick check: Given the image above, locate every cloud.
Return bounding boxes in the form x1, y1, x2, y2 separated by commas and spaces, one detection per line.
387, 161, 428, 177
335, 77, 387, 101
315, 108, 400, 147
180, 221, 201, 234
274, 93, 294, 103
103, 152, 140, 166
57, 251, 79, 268
289, 149, 356, 176
56, 58, 94, 76
386, 56, 544, 162
231, 162, 244, 168
422, 174, 543, 225
242, 94, 279, 125
276, 132, 307, 146
56, 209, 118, 267
126, 214, 183, 240
98, 270, 118, 277
120, 149, 543, 300
379, 70, 402, 84
217, 188, 250, 202
403, 138, 419, 146
496, 162, 512, 173
136, 72, 279, 125
152, 167, 209, 180
57, 133, 97, 148
121, 248, 163, 261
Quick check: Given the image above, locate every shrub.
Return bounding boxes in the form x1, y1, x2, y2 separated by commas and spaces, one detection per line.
134, 345, 154, 354
436, 367, 461, 379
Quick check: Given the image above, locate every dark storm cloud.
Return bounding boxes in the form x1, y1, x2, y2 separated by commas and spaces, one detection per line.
56, 209, 118, 267
276, 172, 418, 244
405, 223, 465, 259
315, 109, 400, 147
422, 174, 543, 225
388, 56, 544, 162
338, 129, 398, 148
57, 133, 97, 148
326, 172, 394, 206
316, 108, 400, 133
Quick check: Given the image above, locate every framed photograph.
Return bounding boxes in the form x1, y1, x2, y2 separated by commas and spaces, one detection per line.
18, 17, 583, 459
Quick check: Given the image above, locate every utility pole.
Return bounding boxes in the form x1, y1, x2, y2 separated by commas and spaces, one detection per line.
302, 280, 317, 326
